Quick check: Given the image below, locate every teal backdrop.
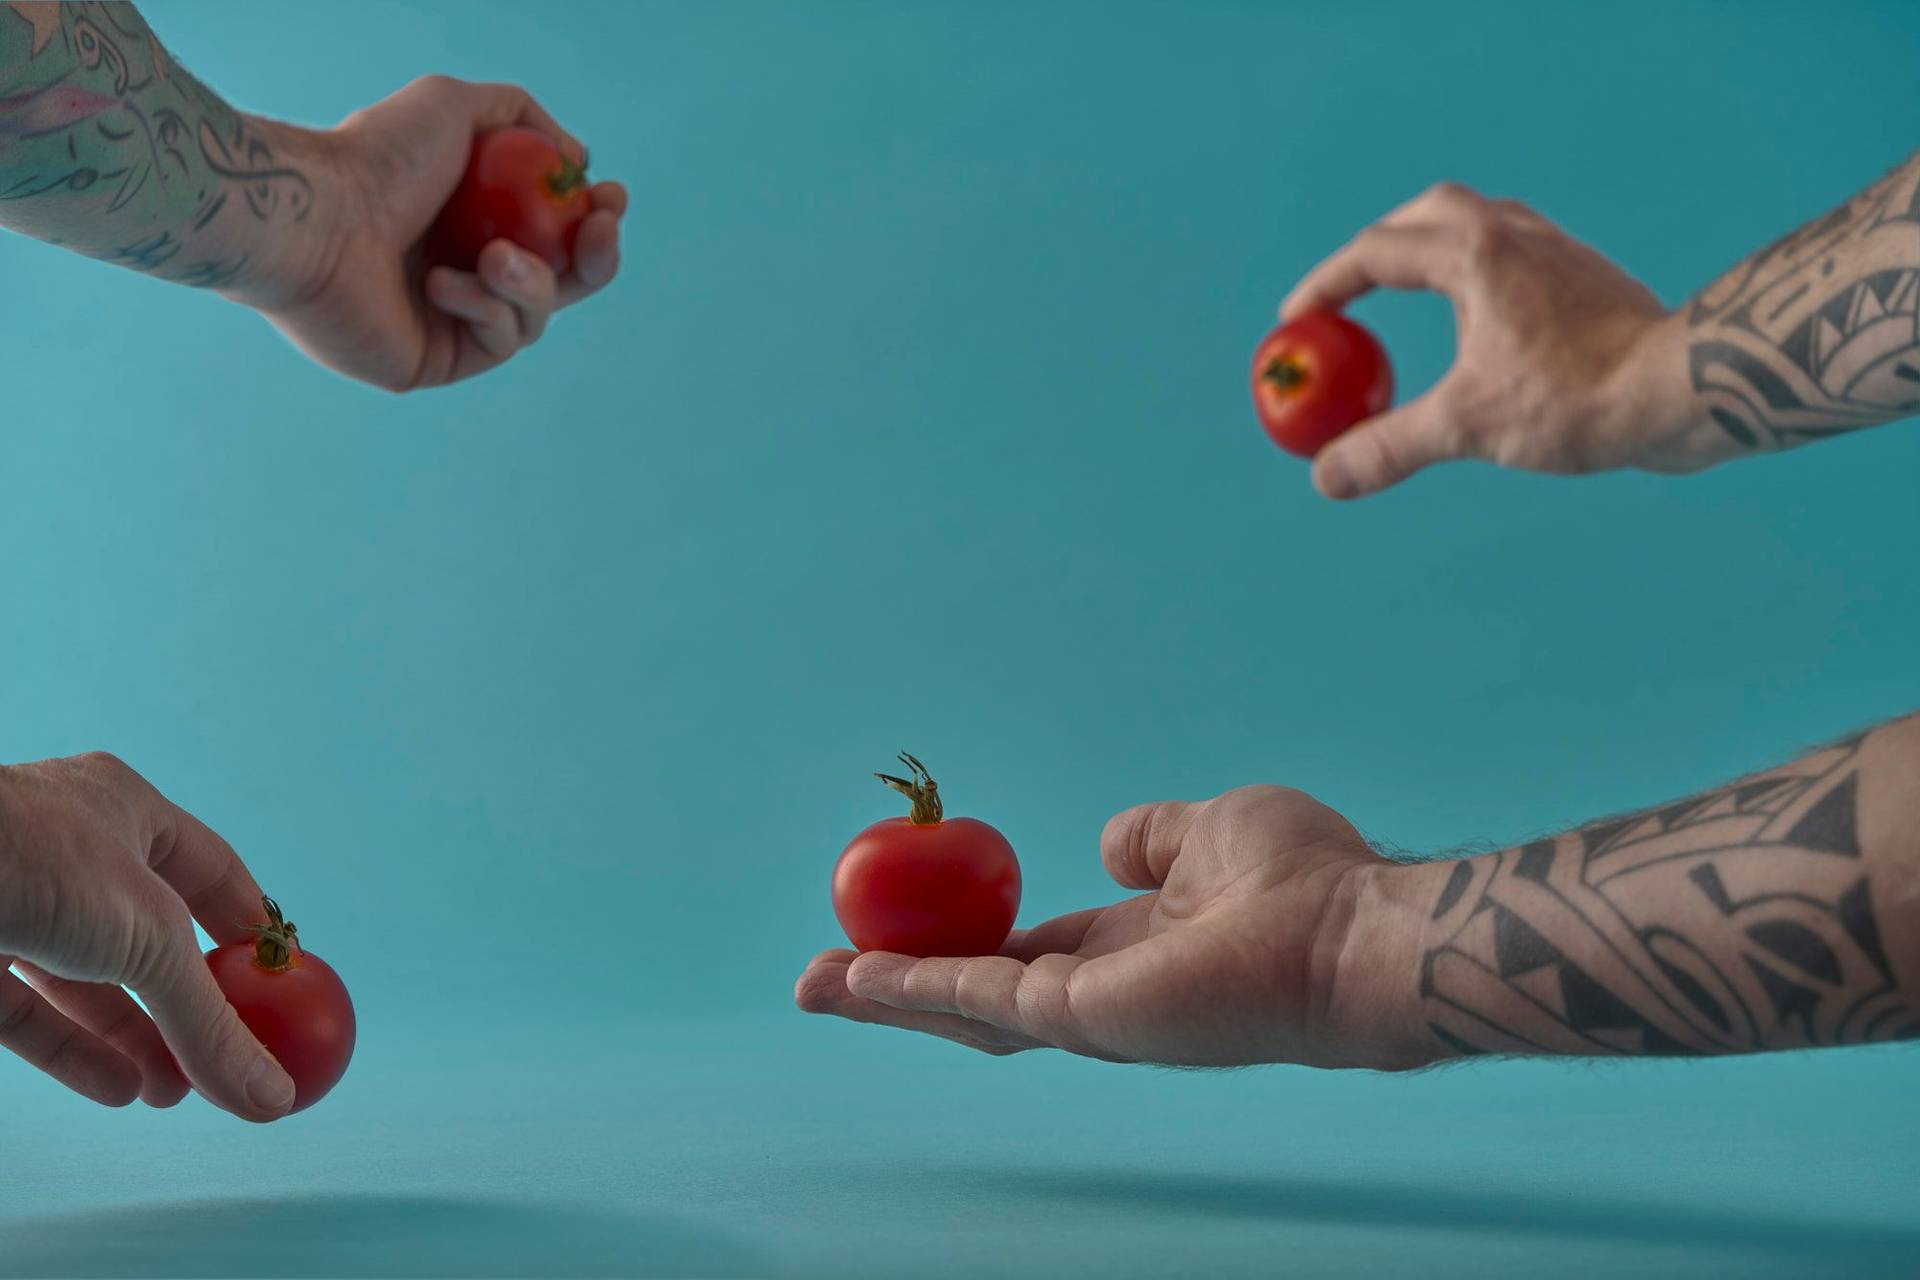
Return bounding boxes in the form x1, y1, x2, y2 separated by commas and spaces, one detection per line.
4, 2, 1919, 1276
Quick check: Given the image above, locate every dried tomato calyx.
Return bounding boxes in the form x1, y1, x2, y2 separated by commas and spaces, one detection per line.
1261, 357, 1307, 391
244, 895, 302, 973
875, 752, 944, 825
546, 152, 590, 199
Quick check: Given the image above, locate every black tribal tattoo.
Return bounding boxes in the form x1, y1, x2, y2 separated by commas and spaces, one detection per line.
1422, 736, 1920, 1057
0, 1, 310, 287
1686, 150, 1920, 450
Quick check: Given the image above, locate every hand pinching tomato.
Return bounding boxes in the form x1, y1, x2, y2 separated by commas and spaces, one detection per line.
833, 754, 1021, 958
1250, 312, 1393, 457
431, 126, 592, 273
205, 896, 355, 1114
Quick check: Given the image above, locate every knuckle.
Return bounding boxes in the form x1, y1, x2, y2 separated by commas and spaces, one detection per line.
409, 73, 461, 95
76, 750, 130, 779
1458, 213, 1511, 264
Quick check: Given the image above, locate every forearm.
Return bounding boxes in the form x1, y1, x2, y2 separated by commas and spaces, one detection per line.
1632, 149, 1920, 462
0, 2, 330, 305
1341, 714, 1920, 1067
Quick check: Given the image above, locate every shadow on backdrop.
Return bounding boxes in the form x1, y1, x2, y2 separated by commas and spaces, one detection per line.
849, 1164, 1920, 1266
0, 1194, 764, 1279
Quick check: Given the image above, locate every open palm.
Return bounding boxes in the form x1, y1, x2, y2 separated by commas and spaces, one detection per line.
797, 785, 1392, 1068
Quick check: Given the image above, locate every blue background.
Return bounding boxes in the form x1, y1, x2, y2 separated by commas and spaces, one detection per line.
4, 1, 1919, 1275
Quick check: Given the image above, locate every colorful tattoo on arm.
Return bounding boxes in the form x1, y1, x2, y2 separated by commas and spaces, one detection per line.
0, 1, 311, 287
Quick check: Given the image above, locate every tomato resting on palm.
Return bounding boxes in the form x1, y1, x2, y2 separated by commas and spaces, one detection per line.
205, 896, 355, 1114
833, 754, 1021, 957
1250, 312, 1394, 457
431, 126, 591, 274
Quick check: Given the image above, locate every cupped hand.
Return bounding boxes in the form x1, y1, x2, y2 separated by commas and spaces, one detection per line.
1281, 182, 1699, 499
797, 785, 1424, 1070
255, 76, 626, 392
0, 752, 295, 1121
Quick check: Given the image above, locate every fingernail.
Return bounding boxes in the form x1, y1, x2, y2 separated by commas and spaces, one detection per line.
501, 250, 529, 284
1317, 454, 1357, 500
247, 1057, 295, 1114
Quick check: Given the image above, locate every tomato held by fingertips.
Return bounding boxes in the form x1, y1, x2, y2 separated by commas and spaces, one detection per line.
1250, 312, 1394, 457
205, 896, 355, 1114
833, 754, 1021, 958
431, 126, 591, 274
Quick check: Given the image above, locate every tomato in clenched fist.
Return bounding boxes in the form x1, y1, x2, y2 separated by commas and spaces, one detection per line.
833, 754, 1021, 958
1250, 312, 1394, 457
205, 896, 355, 1114
432, 126, 592, 273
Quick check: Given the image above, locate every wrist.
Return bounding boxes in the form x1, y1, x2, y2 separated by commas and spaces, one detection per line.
1608, 308, 1731, 472
210, 117, 349, 312
1320, 861, 1452, 1071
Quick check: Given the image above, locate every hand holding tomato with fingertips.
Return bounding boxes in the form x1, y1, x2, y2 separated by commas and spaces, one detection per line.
1250, 312, 1394, 457
833, 754, 1022, 958
204, 896, 355, 1114
432, 126, 593, 274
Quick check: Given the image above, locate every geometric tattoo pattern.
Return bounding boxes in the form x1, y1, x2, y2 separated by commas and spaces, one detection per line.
1687, 150, 1920, 450
1422, 738, 1920, 1057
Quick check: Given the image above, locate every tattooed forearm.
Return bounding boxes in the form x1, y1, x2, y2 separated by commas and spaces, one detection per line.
1684, 149, 1920, 451
0, 1, 313, 289
1420, 725, 1920, 1057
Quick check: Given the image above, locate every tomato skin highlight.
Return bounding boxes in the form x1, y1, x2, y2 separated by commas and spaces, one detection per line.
431, 126, 591, 274
833, 816, 1021, 957
205, 944, 356, 1114
1250, 312, 1394, 458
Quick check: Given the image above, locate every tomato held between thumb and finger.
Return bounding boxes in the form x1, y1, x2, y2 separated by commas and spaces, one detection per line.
431, 126, 592, 274
1250, 312, 1394, 457
833, 754, 1021, 958
204, 896, 355, 1114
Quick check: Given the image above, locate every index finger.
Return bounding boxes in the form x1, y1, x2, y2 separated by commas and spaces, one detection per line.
145, 802, 268, 946
460, 80, 584, 161
1280, 224, 1460, 322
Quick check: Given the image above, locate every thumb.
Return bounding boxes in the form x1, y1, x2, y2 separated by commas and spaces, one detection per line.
1311, 394, 1458, 500
131, 938, 294, 1123
1101, 801, 1198, 890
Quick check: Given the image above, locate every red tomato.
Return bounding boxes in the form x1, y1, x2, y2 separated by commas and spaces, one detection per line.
431, 126, 591, 273
1250, 312, 1393, 457
205, 896, 355, 1114
833, 754, 1021, 957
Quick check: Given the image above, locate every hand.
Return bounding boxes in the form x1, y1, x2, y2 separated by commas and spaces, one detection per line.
0, 752, 295, 1121
245, 76, 626, 392
1281, 182, 1705, 499
796, 785, 1432, 1069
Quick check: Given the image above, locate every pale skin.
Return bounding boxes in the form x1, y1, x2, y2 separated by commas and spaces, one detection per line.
0, 2, 626, 1118
798, 155, 1920, 1067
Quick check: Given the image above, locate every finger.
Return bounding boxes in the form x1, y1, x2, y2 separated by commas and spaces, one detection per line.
1311, 392, 1459, 500
1488, 196, 1551, 228
1280, 225, 1461, 321
477, 240, 558, 345
1101, 801, 1199, 889
0, 963, 141, 1107
558, 209, 622, 306
458, 80, 583, 161
846, 951, 1086, 1048
14, 962, 189, 1107
588, 180, 628, 219
426, 266, 521, 364
1377, 180, 1486, 229
794, 951, 1041, 1054
146, 801, 268, 947
999, 907, 1105, 961
131, 939, 294, 1123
